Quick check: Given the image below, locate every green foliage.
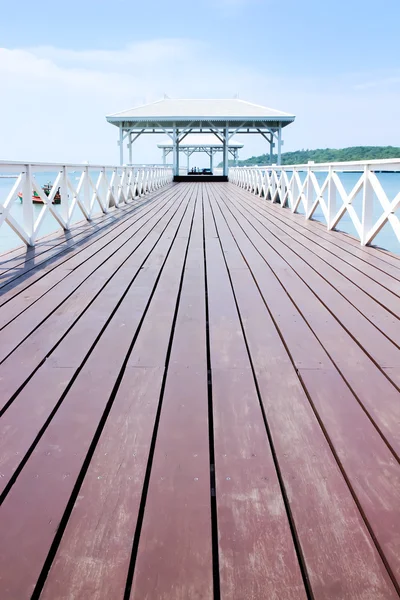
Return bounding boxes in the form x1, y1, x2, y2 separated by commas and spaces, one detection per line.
218, 146, 400, 167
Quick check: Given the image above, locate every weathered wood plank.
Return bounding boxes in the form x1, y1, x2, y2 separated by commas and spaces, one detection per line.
210, 183, 399, 599
38, 189, 197, 599
0, 184, 175, 290
0, 190, 190, 495
0, 186, 188, 408
129, 189, 214, 600
0, 193, 191, 599
236, 187, 400, 315
216, 185, 400, 457
228, 190, 400, 368
236, 184, 400, 284
0, 185, 182, 349
204, 184, 307, 599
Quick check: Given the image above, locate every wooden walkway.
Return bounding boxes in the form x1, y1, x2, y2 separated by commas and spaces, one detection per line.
1, 182, 400, 599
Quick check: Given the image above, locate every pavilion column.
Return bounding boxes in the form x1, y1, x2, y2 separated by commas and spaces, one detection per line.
176, 129, 180, 176
277, 125, 282, 165
119, 124, 124, 166
172, 124, 177, 176
186, 150, 190, 173
128, 131, 133, 165
210, 151, 213, 172
223, 123, 229, 177
270, 135, 274, 165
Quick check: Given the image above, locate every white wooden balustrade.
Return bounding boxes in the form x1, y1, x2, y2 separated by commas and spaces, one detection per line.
0, 162, 173, 247
229, 160, 400, 248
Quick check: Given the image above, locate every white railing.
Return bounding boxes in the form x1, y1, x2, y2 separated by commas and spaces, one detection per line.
0, 161, 173, 246
229, 160, 400, 247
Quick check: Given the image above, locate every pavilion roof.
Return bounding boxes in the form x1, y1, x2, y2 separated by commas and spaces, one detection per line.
106, 98, 295, 129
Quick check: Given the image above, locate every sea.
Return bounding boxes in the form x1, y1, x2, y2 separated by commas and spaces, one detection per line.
0, 170, 399, 256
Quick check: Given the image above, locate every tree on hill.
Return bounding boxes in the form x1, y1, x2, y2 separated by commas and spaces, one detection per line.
218, 146, 400, 167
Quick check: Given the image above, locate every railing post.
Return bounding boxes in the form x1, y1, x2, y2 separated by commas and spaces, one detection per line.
84, 167, 91, 217
60, 166, 70, 227
361, 165, 374, 245
102, 167, 111, 209
305, 165, 313, 218
327, 165, 336, 230
271, 167, 276, 201
22, 164, 34, 245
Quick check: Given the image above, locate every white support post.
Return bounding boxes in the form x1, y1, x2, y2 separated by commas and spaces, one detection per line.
172, 124, 177, 177
305, 165, 314, 217
176, 129, 180, 176
270, 137, 274, 165
327, 166, 336, 230
128, 132, 133, 165
210, 151, 213, 172
186, 150, 190, 174
277, 126, 282, 166
22, 164, 34, 245
223, 123, 229, 177
361, 165, 374, 245
119, 125, 124, 166
60, 166, 69, 226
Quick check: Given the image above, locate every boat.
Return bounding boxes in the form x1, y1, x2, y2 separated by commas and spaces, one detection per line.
18, 182, 61, 204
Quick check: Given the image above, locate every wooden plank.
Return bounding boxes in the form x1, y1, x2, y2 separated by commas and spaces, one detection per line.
0, 186, 188, 405
0, 189, 191, 496
0, 186, 191, 599
236, 185, 400, 284
298, 368, 400, 585
0, 192, 142, 267
210, 183, 399, 599
204, 184, 307, 599
228, 190, 400, 367
129, 187, 214, 600
237, 188, 400, 309
0, 185, 176, 315
298, 206, 400, 272
38, 190, 196, 599
215, 185, 400, 458
0, 185, 180, 327
0, 184, 174, 288
236, 192, 400, 322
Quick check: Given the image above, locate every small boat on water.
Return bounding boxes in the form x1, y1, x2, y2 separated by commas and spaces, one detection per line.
18, 182, 61, 204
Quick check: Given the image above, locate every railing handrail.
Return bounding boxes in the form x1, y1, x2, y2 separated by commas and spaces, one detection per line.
0, 160, 167, 170
0, 162, 174, 248
233, 158, 400, 171
229, 162, 400, 249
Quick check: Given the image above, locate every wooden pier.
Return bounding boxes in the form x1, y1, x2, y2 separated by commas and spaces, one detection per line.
1, 181, 400, 599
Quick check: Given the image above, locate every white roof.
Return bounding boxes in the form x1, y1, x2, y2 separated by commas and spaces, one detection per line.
107, 98, 295, 126
157, 134, 243, 149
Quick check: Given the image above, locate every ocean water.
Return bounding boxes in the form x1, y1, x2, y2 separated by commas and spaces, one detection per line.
0, 169, 399, 255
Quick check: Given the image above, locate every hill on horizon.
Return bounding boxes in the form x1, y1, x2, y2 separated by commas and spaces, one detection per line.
219, 146, 400, 167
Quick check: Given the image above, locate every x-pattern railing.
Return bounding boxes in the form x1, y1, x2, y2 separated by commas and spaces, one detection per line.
229, 160, 400, 247
0, 162, 173, 246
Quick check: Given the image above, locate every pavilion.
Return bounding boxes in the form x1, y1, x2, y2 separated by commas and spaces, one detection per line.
157, 134, 243, 173
106, 97, 295, 179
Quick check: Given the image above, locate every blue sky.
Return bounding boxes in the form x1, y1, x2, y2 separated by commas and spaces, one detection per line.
0, 0, 399, 164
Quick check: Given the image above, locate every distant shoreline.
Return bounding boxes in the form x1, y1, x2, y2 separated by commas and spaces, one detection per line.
221, 146, 400, 167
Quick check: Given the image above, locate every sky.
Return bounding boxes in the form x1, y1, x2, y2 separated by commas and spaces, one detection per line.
0, 0, 399, 165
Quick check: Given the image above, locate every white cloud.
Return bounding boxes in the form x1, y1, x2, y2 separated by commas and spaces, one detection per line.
0, 40, 399, 167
